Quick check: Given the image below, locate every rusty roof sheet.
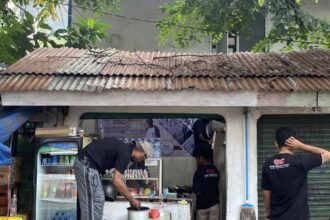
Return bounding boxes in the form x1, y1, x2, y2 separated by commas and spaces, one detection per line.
1, 75, 330, 92
0, 48, 330, 92
2, 48, 330, 77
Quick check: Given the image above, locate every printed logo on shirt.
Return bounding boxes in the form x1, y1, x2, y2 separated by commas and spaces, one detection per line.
204, 168, 219, 178
269, 158, 290, 169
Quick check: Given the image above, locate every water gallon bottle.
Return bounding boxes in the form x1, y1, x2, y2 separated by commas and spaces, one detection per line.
153, 139, 161, 158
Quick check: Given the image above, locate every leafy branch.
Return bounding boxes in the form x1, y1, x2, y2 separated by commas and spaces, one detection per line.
0, 0, 116, 64
156, 0, 330, 51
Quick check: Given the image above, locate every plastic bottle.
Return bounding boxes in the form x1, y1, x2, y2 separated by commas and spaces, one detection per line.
153, 140, 161, 158
59, 181, 66, 199
10, 194, 17, 216
64, 155, 70, 165
49, 182, 57, 198
42, 182, 50, 198
59, 155, 64, 164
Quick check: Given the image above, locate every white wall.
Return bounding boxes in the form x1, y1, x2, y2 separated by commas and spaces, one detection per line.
72, 0, 211, 53
265, 0, 330, 52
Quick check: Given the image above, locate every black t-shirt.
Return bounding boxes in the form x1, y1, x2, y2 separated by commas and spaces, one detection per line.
79, 138, 133, 175
193, 165, 220, 210
193, 119, 211, 149
261, 153, 322, 220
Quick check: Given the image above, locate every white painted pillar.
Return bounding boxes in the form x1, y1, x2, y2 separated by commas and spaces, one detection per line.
224, 108, 260, 220
247, 109, 262, 219
223, 109, 245, 220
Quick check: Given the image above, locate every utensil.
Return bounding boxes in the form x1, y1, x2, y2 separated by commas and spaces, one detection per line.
127, 206, 150, 220
102, 179, 117, 202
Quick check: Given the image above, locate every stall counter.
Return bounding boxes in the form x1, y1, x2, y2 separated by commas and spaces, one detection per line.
103, 200, 191, 220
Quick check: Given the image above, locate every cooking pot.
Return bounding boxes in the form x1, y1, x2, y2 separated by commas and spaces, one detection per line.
127, 206, 150, 220
102, 179, 117, 202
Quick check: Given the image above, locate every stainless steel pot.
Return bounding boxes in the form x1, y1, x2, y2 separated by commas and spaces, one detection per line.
102, 179, 117, 202
127, 207, 150, 220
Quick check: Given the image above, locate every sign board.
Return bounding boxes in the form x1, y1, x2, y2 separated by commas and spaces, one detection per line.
98, 118, 200, 157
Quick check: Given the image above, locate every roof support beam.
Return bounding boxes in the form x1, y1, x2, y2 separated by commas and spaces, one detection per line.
1, 90, 328, 107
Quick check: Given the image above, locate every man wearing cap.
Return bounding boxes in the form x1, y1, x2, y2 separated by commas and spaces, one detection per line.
74, 138, 153, 220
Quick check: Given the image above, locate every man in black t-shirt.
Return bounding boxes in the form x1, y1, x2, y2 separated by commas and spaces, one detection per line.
261, 127, 330, 220
74, 138, 153, 220
192, 147, 220, 220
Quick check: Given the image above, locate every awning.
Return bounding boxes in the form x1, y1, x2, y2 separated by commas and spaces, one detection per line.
0, 107, 39, 164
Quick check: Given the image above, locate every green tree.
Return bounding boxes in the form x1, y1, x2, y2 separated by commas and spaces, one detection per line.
0, 0, 116, 64
156, 0, 330, 51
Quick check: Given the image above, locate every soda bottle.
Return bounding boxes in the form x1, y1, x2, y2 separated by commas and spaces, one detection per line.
71, 184, 77, 199
69, 155, 75, 165
59, 156, 64, 164
42, 182, 49, 198
59, 181, 65, 199
49, 183, 57, 198
42, 155, 47, 165
53, 155, 59, 164
65, 182, 72, 198
64, 155, 70, 165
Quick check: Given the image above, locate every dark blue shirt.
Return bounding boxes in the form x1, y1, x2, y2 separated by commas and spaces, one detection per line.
193, 165, 220, 209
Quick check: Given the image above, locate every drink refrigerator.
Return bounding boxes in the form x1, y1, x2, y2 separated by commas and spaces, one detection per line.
33, 137, 82, 220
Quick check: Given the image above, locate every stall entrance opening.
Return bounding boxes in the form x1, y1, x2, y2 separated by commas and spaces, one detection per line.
80, 113, 226, 220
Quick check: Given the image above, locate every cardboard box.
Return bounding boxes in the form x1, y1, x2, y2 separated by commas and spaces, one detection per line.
35, 127, 76, 138
0, 192, 9, 216
17, 211, 29, 220
0, 158, 22, 185
0, 217, 24, 220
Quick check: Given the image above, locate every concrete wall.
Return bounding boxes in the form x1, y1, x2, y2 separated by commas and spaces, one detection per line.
72, 0, 211, 53
266, 0, 330, 52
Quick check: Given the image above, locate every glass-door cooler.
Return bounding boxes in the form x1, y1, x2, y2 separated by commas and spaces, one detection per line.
34, 137, 81, 220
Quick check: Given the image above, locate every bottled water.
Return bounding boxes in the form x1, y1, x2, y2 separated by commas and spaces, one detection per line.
10, 194, 17, 216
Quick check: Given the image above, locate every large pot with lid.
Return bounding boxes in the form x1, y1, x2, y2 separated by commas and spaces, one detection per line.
127, 207, 150, 220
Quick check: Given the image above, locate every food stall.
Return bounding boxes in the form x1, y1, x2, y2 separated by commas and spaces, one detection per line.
31, 117, 223, 220
95, 118, 198, 220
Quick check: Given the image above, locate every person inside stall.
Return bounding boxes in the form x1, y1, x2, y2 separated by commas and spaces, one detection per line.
193, 119, 213, 149
193, 119, 214, 164
192, 147, 220, 220
145, 119, 160, 139
74, 138, 153, 220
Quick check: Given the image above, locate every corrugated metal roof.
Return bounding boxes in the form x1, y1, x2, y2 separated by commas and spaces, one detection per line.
1, 48, 330, 92
1, 75, 330, 92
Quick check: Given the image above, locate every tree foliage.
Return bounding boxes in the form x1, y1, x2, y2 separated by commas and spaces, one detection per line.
156, 0, 330, 51
53, 17, 112, 48
0, 0, 116, 64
